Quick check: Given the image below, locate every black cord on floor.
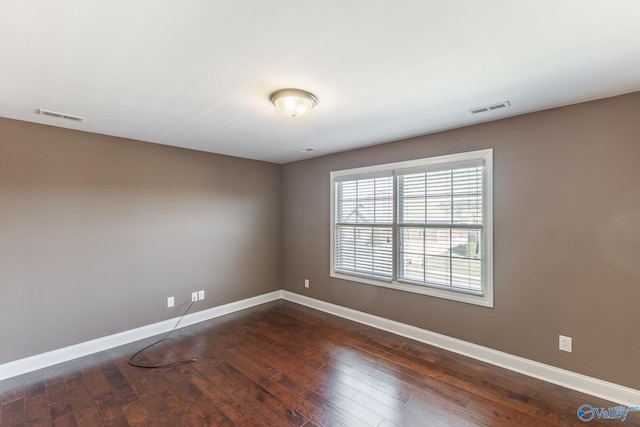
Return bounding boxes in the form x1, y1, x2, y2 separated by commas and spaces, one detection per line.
128, 299, 198, 369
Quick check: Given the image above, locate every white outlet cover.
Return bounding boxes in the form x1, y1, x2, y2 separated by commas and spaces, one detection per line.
167, 297, 174, 308
559, 335, 572, 352
198, 290, 205, 300
192, 292, 198, 302
304, 279, 310, 288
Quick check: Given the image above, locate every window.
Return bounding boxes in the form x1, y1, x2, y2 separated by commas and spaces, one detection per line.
330, 149, 493, 307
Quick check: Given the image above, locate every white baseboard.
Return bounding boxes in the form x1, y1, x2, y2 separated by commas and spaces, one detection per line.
3, 289, 638, 408
281, 291, 640, 407
0, 290, 282, 381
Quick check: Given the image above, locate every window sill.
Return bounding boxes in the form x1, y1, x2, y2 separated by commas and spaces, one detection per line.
330, 271, 494, 308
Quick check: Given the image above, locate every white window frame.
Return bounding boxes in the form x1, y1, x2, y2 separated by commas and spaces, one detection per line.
330, 149, 493, 307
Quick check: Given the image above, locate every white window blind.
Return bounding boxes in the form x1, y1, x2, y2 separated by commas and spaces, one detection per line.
397, 165, 484, 293
334, 176, 393, 279
330, 149, 493, 307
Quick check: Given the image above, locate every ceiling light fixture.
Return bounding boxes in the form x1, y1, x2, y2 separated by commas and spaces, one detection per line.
269, 88, 318, 118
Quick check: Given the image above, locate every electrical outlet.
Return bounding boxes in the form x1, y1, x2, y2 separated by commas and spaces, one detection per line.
167, 296, 174, 308
198, 290, 205, 300
192, 292, 198, 302
559, 335, 572, 352
304, 279, 310, 288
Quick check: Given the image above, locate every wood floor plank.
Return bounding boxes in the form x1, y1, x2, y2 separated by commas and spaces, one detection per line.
186, 359, 287, 427
265, 373, 373, 427
206, 342, 370, 426
96, 358, 161, 426
147, 365, 232, 427
62, 372, 94, 413
322, 328, 557, 423
111, 354, 185, 426
24, 394, 50, 427
0, 397, 25, 427
212, 360, 308, 427
44, 381, 69, 407
2, 300, 637, 426
252, 316, 478, 422
23, 380, 45, 402
1, 376, 24, 405
48, 401, 77, 427
80, 363, 129, 426
224, 333, 382, 425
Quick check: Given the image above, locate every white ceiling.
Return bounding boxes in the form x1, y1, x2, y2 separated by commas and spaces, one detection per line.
1, 1, 639, 164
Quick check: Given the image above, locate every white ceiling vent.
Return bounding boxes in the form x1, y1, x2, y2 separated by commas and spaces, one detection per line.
36, 108, 86, 122
298, 147, 317, 153
469, 101, 511, 115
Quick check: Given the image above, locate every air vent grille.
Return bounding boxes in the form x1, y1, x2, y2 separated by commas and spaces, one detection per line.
470, 101, 511, 115
36, 108, 86, 122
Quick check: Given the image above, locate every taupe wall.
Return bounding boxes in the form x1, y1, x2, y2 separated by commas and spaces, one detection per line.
282, 92, 640, 389
0, 118, 281, 364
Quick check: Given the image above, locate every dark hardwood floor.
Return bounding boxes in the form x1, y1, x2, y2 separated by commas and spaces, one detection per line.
0, 300, 634, 426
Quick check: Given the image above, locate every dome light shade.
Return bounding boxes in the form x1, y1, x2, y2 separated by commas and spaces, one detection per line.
270, 88, 318, 118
